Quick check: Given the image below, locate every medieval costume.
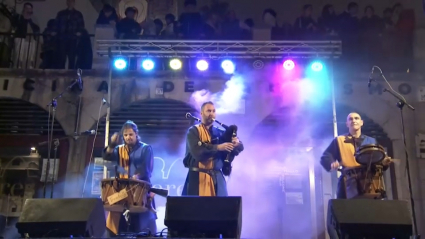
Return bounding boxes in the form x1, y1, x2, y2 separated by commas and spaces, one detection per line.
320, 133, 378, 199
182, 124, 244, 196
102, 141, 157, 236
321, 133, 389, 239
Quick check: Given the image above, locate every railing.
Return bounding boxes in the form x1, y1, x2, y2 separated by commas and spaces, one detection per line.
0, 29, 415, 72
0, 32, 95, 70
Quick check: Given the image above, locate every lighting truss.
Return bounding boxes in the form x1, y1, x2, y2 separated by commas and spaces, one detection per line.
96, 39, 342, 59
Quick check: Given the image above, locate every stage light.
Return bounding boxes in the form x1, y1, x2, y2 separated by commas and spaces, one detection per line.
113, 59, 127, 70
170, 59, 182, 70
221, 60, 235, 74
196, 60, 208, 71
30, 147, 38, 156
311, 62, 323, 71
283, 60, 295, 70
142, 59, 154, 70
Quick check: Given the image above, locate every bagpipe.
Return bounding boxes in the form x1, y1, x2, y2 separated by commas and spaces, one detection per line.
186, 113, 238, 176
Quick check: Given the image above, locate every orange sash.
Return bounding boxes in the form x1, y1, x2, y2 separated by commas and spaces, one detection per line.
196, 124, 216, 196
106, 145, 130, 235
336, 135, 361, 168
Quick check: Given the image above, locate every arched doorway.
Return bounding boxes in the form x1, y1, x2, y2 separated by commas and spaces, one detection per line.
88, 98, 197, 231
0, 97, 68, 237
249, 106, 324, 238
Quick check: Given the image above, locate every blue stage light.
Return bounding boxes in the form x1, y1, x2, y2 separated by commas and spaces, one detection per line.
113, 59, 127, 70
142, 59, 154, 71
221, 60, 235, 74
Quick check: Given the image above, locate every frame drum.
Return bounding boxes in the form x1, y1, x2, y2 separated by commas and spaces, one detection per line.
101, 178, 151, 213
355, 144, 386, 165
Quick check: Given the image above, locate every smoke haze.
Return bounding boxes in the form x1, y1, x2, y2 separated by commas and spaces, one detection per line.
21, 66, 334, 239
190, 74, 246, 114
186, 67, 334, 238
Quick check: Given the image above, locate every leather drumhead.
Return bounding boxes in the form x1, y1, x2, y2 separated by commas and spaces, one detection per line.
355, 144, 385, 165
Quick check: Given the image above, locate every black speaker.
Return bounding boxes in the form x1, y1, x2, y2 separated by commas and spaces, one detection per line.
165, 196, 242, 239
16, 198, 106, 238
328, 199, 412, 238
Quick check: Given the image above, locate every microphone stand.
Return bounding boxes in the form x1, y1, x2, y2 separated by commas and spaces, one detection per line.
377, 69, 419, 238
50, 139, 59, 198
43, 78, 79, 198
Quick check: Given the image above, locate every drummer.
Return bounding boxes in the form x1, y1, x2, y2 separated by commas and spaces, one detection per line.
320, 112, 392, 239
320, 112, 392, 198
103, 120, 157, 236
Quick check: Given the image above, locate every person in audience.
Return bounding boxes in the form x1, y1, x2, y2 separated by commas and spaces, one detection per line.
360, 6, 383, 62
382, 8, 394, 30
262, 8, 284, 40
201, 12, 220, 39
337, 2, 360, 58
262, 8, 277, 28
55, 0, 85, 69
178, 0, 203, 39
153, 19, 163, 36
318, 4, 338, 36
162, 14, 177, 38
393, 2, 415, 63
75, 28, 92, 69
96, 4, 118, 26
222, 10, 241, 39
360, 6, 383, 33
381, 8, 395, 58
0, 12, 12, 67
241, 18, 254, 40
391, 3, 403, 25
293, 4, 318, 38
13, 2, 40, 69
40, 19, 58, 69
116, 7, 141, 39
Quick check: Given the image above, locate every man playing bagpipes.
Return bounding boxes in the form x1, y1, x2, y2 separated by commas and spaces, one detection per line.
182, 101, 244, 196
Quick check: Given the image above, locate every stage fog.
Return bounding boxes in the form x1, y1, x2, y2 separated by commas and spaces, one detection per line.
52, 62, 335, 238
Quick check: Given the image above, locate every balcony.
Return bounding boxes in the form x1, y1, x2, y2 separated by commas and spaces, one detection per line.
0, 26, 421, 77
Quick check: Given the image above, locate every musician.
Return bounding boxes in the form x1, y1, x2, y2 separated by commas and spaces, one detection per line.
182, 101, 244, 196
103, 120, 157, 236
320, 112, 392, 239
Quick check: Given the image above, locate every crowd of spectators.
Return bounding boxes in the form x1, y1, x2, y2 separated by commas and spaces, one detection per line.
0, 0, 416, 70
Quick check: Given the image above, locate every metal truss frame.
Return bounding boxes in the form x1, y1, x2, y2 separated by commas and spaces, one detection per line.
96, 39, 342, 59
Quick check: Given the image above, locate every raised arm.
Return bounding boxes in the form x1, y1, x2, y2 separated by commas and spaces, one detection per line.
320, 138, 340, 172
103, 132, 120, 163
187, 127, 219, 162
102, 146, 119, 163
134, 144, 154, 182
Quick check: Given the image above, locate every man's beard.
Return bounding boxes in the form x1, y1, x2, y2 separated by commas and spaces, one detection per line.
125, 140, 136, 146
203, 117, 213, 125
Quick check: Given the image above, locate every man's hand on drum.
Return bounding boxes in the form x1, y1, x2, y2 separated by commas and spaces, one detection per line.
331, 161, 340, 171
149, 192, 155, 198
